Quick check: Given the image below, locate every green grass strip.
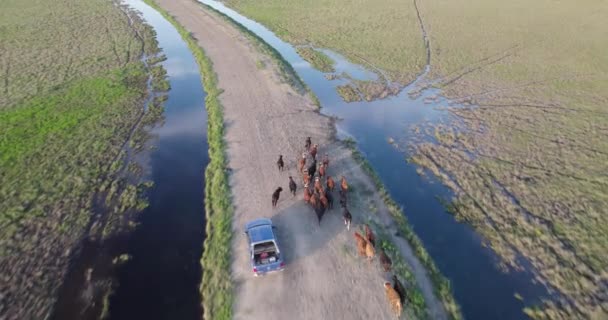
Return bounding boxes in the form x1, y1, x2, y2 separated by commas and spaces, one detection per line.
344, 138, 463, 320
142, 1, 233, 319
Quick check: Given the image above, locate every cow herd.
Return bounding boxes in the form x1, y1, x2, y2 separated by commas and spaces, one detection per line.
270, 137, 409, 318
272, 138, 352, 229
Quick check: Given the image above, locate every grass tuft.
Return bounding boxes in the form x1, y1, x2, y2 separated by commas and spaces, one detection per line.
296, 47, 336, 73
336, 84, 362, 102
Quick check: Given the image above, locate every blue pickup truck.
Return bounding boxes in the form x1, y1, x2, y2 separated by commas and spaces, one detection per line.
244, 218, 285, 276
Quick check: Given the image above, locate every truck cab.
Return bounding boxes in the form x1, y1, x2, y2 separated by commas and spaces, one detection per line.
244, 218, 285, 276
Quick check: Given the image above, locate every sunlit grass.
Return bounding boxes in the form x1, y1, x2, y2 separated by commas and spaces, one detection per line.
0, 0, 158, 109
0, 0, 161, 317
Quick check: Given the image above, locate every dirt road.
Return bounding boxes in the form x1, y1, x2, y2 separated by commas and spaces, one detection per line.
154, 0, 446, 319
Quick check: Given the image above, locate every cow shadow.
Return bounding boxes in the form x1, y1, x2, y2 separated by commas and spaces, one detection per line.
270, 199, 346, 266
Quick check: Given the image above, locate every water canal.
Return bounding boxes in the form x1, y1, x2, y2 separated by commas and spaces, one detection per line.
107, 1, 208, 319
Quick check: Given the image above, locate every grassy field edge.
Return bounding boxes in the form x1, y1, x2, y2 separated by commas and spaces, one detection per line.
142, 1, 234, 319
344, 138, 463, 320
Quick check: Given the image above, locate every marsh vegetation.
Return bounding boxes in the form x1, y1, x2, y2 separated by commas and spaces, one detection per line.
296, 47, 335, 73
409, 1, 608, 318
0, 0, 166, 317
336, 84, 362, 102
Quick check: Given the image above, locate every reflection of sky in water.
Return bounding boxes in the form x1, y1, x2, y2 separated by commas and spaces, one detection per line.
319, 49, 378, 81
164, 58, 199, 78
291, 47, 377, 81
200, 1, 551, 319
155, 107, 208, 137
328, 86, 448, 152
110, 1, 209, 318
291, 61, 310, 69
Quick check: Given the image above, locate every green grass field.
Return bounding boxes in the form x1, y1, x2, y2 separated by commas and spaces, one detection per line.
225, 0, 426, 85
224, 0, 608, 318
0, 0, 161, 317
411, 1, 608, 318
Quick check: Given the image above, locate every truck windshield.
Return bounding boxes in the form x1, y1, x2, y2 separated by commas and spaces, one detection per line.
253, 241, 278, 265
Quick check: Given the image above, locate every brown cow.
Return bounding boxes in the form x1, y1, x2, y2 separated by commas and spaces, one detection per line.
310, 144, 318, 160
318, 163, 326, 178
340, 176, 348, 194
353, 232, 367, 257
384, 282, 403, 317
298, 154, 306, 173
303, 171, 311, 186
365, 224, 376, 248
309, 192, 319, 209
354, 231, 374, 261
326, 176, 335, 192
303, 186, 311, 203
365, 240, 375, 262
314, 177, 323, 194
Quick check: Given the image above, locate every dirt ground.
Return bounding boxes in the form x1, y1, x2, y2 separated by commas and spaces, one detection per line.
155, 0, 446, 319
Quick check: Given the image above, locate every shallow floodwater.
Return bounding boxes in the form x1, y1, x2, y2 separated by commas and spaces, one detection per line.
199, 1, 549, 319
106, 1, 208, 319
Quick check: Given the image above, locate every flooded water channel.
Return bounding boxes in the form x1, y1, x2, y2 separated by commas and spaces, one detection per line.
107, 1, 208, 319
51, 1, 209, 318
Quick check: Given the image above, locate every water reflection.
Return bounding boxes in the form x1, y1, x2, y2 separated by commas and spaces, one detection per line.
108, 1, 208, 319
